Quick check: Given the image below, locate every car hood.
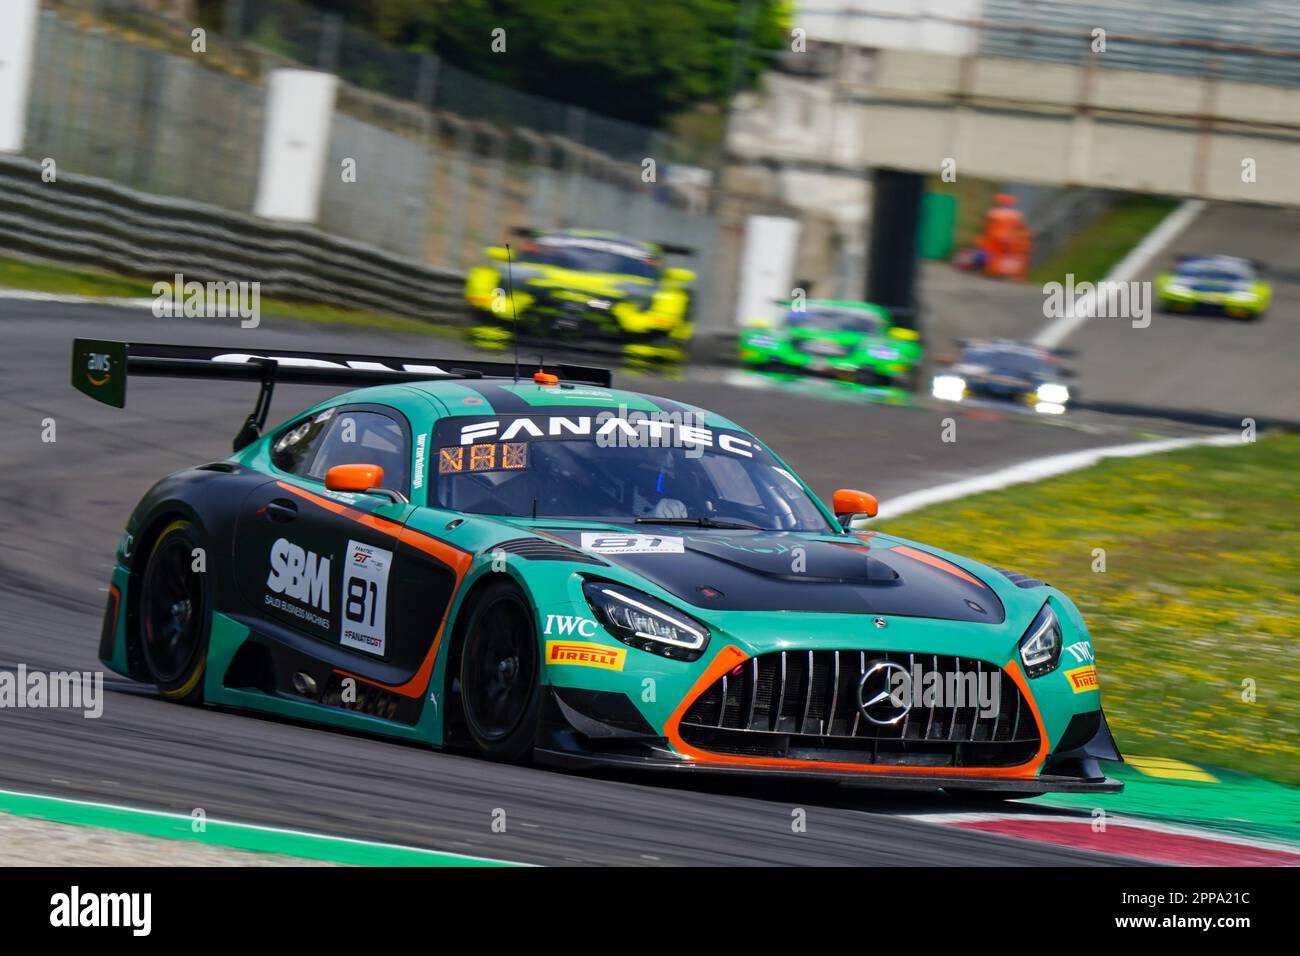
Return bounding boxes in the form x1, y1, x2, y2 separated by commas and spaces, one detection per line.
542, 527, 1004, 623
951, 362, 1044, 389
521, 268, 654, 299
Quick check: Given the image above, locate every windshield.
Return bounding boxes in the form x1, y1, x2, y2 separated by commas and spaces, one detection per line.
430, 413, 833, 532
518, 237, 661, 280
1177, 260, 1253, 282
962, 348, 1051, 376
786, 307, 885, 334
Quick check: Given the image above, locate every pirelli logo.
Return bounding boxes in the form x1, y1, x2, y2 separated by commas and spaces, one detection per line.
1065, 665, 1099, 693
545, 640, 626, 672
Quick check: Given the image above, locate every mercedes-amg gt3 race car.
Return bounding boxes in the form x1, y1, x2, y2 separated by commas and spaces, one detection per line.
738, 299, 924, 389
465, 229, 695, 360
1154, 254, 1271, 320
74, 339, 1121, 796
932, 339, 1076, 415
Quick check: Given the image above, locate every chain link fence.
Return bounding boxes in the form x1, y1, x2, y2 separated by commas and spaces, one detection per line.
23, 1, 730, 331
25, 9, 263, 210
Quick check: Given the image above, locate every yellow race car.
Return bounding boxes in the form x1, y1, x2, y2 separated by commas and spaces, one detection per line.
465, 229, 695, 360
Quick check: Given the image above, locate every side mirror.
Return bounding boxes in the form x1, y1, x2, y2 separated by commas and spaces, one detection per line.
485, 246, 510, 262
833, 488, 878, 525
663, 267, 695, 284
326, 463, 384, 493
326, 464, 408, 504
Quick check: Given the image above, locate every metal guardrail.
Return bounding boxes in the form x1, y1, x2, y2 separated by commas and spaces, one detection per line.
0, 154, 467, 322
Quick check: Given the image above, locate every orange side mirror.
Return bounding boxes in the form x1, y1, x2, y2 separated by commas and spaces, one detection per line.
833, 488, 878, 519
326, 463, 384, 494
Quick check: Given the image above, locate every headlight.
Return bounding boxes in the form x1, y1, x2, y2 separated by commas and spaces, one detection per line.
932, 374, 966, 401
1035, 382, 1070, 404
1019, 603, 1062, 678
582, 580, 710, 661
869, 346, 901, 360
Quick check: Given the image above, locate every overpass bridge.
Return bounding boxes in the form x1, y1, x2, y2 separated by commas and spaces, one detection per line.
726, 1, 1300, 332
732, 21, 1300, 205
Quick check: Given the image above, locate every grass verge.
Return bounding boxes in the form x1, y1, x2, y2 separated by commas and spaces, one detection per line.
0, 255, 458, 338
1029, 194, 1178, 286
875, 434, 1300, 785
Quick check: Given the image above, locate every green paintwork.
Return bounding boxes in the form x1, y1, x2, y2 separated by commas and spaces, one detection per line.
0, 788, 521, 866
738, 300, 924, 387
1038, 761, 1300, 847
99, 376, 1107, 785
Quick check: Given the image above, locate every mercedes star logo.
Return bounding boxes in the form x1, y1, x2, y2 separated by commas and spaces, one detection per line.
857, 660, 911, 726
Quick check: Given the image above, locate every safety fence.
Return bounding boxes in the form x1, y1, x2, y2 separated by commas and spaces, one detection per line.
24, 4, 723, 326
0, 153, 466, 321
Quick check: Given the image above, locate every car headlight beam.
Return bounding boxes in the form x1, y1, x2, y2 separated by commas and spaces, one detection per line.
1019, 603, 1063, 678
1035, 382, 1070, 405
932, 374, 966, 402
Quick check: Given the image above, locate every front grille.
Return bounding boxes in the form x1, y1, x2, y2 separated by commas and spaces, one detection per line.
794, 339, 847, 358
680, 650, 1039, 768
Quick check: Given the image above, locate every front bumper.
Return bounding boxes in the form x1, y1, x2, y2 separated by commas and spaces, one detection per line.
1160, 293, 1260, 317
537, 685, 1124, 794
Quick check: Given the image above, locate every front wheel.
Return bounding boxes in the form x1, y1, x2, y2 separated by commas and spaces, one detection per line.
459, 581, 541, 762
138, 518, 211, 703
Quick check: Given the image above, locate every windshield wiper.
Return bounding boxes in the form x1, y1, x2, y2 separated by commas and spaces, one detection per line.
634, 516, 766, 531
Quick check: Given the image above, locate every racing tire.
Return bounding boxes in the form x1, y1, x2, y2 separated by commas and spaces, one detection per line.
138, 518, 211, 704
459, 580, 541, 763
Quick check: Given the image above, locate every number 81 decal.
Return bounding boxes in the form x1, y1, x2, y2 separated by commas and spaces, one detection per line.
341, 540, 392, 656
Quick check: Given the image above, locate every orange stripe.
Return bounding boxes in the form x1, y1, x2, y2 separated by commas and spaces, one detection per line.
275, 481, 472, 699
891, 545, 988, 589
107, 583, 121, 630
663, 647, 1049, 779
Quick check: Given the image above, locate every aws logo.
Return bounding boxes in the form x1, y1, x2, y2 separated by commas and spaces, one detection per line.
85, 352, 113, 387
267, 538, 331, 611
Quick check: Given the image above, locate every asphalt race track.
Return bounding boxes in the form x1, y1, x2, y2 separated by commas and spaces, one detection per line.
1071, 202, 1300, 424
0, 300, 1226, 865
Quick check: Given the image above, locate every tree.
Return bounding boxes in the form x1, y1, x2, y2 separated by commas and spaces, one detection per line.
303, 0, 788, 125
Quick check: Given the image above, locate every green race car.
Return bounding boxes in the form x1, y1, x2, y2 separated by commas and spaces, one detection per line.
739, 300, 924, 389
466, 229, 696, 361
77, 338, 1120, 796
1155, 254, 1271, 320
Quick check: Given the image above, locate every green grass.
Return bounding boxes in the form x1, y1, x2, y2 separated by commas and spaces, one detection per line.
0, 255, 458, 338
0, 257, 157, 299
1029, 194, 1178, 286
875, 434, 1300, 785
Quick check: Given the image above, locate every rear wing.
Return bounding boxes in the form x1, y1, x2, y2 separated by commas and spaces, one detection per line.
510, 226, 694, 258
71, 339, 612, 450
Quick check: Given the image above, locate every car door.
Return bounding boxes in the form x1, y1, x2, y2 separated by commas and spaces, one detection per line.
233, 404, 455, 679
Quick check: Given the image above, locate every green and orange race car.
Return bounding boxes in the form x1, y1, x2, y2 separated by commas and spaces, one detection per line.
465, 229, 696, 361
74, 338, 1121, 796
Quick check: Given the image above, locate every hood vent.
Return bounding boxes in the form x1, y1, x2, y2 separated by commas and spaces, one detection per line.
993, 566, 1047, 589
494, 537, 606, 565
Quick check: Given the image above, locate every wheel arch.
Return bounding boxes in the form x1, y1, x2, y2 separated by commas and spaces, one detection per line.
123, 507, 206, 681
439, 564, 539, 747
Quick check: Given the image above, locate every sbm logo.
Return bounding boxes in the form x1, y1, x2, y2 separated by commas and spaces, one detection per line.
267, 538, 331, 611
